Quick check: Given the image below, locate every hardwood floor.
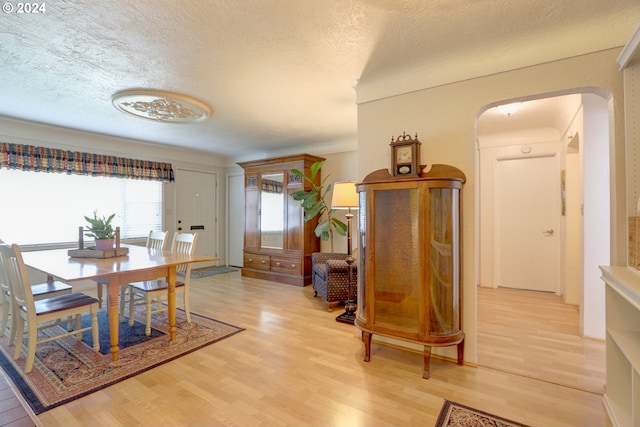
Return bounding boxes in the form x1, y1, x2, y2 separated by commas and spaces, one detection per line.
0, 370, 37, 427
477, 286, 606, 395
4, 272, 610, 426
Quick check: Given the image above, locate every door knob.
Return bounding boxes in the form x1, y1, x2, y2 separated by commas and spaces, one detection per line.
543, 229, 554, 236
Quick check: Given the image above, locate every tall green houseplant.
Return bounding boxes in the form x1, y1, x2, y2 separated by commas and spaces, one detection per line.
291, 161, 347, 252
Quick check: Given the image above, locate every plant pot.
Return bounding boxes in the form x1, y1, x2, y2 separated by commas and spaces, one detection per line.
95, 239, 114, 251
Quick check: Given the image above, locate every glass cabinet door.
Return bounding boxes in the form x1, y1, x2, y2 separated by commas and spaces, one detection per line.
428, 187, 460, 336
371, 187, 421, 338
357, 191, 368, 323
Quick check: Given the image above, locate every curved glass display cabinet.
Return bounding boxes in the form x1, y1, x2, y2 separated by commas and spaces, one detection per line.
355, 164, 465, 379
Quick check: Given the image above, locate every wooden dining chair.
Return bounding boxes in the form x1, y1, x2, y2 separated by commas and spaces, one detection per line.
0, 247, 73, 341
0, 243, 100, 373
128, 232, 198, 336
95, 230, 168, 321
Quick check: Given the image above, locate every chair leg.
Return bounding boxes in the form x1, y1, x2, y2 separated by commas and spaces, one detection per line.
129, 288, 135, 327
145, 297, 152, 336
0, 298, 10, 337
119, 285, 127, 323
0, 300, 7, 336
327, 301, 340, 312
183, 288, 191, 324
24, 321, 37, 373
9, 310, 18, 346
90, 306, 99, 352
96, 282, 103, 309
74, 314, 82, 341
12, 317, 24, 360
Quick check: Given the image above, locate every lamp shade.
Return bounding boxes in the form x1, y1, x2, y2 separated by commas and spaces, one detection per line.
331, 181, 358, 210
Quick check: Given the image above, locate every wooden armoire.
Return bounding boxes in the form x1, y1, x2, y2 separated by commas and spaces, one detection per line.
238, 154, 324, 286
355, 165, 466, 378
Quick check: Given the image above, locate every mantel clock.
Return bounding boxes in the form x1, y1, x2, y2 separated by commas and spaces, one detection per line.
390, 132, 421, 177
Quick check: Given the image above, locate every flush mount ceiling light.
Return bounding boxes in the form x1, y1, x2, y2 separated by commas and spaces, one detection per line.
496, 102, 523, 117
111, 89, 211, 123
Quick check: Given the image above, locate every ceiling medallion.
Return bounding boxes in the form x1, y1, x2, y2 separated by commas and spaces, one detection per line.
111, 89, 211, 123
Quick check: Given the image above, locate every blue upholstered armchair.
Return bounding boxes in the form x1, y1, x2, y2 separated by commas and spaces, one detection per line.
311, 252, 358, 311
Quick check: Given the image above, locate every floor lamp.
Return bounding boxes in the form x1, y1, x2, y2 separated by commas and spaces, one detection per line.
331, 181, 358, 324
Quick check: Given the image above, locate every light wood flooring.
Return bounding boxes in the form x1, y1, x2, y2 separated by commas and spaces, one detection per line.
477, 286, 606, 396
2, 271, 610, 426
0, 371, 35, 427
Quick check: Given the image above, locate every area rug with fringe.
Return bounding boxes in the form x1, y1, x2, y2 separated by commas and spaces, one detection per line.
0, 307, 244, 414
435, 399, 530, 427
190, 266, 237, 278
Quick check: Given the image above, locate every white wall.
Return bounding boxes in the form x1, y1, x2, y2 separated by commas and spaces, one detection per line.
582, 94, 611, 339
356, 48, 626, 364
563, 115, 584, 308
624, 62, 640, 218
316, 151, 359, 254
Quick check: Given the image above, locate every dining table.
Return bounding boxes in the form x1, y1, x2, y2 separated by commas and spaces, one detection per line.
21, 244, 219, 362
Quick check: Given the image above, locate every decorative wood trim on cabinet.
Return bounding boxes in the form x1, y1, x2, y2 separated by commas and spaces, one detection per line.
238, 154, 324, 286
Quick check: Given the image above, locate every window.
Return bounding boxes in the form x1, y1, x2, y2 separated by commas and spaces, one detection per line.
0, 169, 163, 245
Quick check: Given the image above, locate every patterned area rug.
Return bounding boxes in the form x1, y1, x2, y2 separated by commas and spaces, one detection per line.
190, 266, 237, 278
435, 400, 530, 427
0, 308, 243, 414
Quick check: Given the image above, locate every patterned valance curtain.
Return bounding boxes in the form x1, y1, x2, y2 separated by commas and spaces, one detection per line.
0, 142, 174, 182
261, 179, 283, 194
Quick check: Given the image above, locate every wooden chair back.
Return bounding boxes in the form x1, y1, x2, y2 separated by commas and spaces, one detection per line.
0, 246, 11, 296
0, 244, 15, 335
146, 230, 168, 251
0, 244, 35, 316
171, 232, 198, 277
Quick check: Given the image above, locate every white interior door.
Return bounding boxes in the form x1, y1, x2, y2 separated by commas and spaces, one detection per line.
494, 155, 560, 292
176, 169, 218, 268
227, 173, 244, 267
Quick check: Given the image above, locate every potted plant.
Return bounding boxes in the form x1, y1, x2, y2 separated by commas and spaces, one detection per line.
291, 161, 347, 252
84, 211, 116, 251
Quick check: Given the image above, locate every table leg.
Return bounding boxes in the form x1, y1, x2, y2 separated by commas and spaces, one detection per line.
107, 281, 120, 361
167, 266, 177, 341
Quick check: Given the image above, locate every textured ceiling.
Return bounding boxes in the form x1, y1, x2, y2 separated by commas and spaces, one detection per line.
0, 0, 638, 161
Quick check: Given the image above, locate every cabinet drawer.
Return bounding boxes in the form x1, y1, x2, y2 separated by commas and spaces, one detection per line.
244, 253, 271, 271
270, 257, 302, 275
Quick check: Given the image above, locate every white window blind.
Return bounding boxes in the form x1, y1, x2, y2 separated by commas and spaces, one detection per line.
0, 169, 163, 245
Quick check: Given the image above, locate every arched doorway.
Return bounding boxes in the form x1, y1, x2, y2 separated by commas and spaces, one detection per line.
475, 90, 610, 392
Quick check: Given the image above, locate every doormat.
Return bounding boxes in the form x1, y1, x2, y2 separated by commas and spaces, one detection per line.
191, 266, 237, 278
435, 399, 529, 427
0, 308, 243, 414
